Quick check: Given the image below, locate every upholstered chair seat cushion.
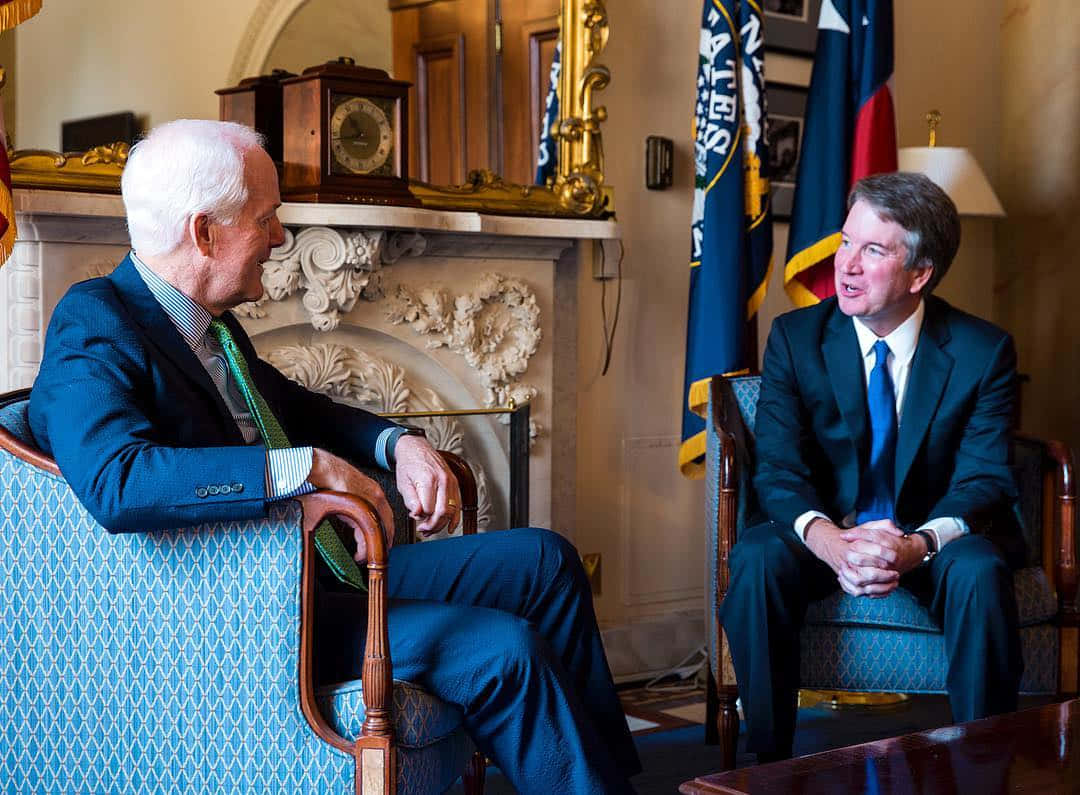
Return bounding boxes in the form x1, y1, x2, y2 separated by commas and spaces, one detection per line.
804, 566, 1057, 631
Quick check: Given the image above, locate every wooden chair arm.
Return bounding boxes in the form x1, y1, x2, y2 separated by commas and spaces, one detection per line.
709, 375, 740, 601
1046, 440, 1078, 617
438, 450, 478, 535
297, 491, 393, 750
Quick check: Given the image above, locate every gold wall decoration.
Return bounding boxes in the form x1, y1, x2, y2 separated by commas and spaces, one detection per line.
10, 143, 128, 193
9, 0, 612, 219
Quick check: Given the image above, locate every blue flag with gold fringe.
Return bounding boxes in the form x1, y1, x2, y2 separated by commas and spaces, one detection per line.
536, 41, 561, 185
680, 0, 773, 477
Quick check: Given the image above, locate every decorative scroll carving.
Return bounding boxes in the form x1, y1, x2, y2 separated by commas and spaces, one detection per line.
384, 272, 542, 434
265, 342, 494, 529
237, 227, 427, 327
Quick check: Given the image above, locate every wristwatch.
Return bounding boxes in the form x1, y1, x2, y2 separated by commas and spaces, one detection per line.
911, 529, 938, 565
387, 424, 426, 467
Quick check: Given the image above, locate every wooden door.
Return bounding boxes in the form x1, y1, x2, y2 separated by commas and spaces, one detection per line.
390, 0, 495, 186
498, 0, 560, 185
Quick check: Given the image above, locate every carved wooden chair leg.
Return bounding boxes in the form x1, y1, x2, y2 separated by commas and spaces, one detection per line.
462, 750, 487, 795
705, 666, 720, 745
716, 685, 740, 771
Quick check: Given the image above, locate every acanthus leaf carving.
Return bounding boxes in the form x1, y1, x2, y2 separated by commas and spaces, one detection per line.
264, 342, 493, 529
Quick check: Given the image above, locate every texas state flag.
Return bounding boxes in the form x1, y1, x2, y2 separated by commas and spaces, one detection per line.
783, 0, 897, 306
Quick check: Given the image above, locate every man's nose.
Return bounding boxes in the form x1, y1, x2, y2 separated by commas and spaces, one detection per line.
837, 247, 861, 273
270, 217, 286, 248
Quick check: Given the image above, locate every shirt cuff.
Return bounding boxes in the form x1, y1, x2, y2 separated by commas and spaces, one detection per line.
916, 516, 969, 552
265, 446, 316, 500
794, 510, 831, 544
377, 426, 407, 470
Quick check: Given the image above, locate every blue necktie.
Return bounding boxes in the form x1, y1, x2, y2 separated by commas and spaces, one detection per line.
856, 340, 897, 524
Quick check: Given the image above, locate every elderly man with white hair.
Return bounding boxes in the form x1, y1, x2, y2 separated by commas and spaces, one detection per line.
28, 119, 641, 794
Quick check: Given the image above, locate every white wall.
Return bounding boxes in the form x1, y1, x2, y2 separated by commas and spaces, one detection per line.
12, 0, 261, 149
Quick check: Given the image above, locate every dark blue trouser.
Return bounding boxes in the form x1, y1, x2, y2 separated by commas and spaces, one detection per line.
316, 527, 641, 794
720, 522, 1023, 757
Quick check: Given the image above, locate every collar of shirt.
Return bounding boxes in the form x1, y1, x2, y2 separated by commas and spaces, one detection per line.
130, 251, 214, 352
851, 299, 925, 415
852, 299, 925, 370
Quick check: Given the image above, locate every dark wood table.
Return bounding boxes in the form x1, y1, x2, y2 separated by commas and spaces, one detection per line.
680, 700, 1080, 794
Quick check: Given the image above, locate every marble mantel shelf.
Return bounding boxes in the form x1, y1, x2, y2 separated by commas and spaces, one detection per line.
14, 189, 619, 240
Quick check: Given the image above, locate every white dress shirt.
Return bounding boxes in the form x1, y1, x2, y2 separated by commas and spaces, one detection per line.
793, 299, 969, 552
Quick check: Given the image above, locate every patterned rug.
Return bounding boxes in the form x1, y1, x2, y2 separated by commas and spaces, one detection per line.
619, 683, 705, 735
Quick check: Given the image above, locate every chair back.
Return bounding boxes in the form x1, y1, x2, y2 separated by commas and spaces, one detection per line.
0, 391, 360, 791
707, 375, 1054, 568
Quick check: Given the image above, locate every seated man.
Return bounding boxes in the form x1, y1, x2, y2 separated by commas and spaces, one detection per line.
28, 119, 640, 794
722, 172, 1023, 762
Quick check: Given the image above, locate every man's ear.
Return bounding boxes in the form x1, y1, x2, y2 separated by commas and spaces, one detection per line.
191, 213, 213, 257
910, 261, 934, 294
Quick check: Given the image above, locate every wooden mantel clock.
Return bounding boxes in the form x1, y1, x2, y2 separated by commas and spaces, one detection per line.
280, 57, 419, 206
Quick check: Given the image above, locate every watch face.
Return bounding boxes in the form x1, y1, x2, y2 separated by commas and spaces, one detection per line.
329, 94, 395, 176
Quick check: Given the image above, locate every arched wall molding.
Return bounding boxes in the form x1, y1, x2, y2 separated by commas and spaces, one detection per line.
228, 0, 310, 85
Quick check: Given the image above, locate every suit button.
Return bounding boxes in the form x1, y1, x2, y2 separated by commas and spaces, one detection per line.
195, 487, 208, 498
207, 485, 220, 496
231, 483, 244, 493
220, 484, 232, 495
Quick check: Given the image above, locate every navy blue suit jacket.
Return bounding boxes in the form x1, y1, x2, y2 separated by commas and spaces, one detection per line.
29, 254, 397, 533
753, 295, 1021, 556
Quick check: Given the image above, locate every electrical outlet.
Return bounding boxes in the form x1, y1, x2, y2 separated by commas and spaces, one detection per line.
581, 553, 602, 595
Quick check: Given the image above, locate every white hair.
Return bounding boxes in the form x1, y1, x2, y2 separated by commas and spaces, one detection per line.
121, 119, 266, 258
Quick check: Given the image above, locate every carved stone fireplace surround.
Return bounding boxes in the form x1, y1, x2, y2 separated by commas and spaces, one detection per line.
3, 189, 615, 537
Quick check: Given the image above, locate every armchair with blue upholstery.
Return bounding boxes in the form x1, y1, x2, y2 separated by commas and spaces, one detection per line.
0, 388, 486, 794
704, 374, 1078, 770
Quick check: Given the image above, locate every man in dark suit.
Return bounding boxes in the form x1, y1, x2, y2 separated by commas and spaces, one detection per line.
722, 172, 1023, 762
28, 119, 639, 794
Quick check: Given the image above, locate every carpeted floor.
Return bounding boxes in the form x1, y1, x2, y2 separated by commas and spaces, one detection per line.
447, 686, 1057, 794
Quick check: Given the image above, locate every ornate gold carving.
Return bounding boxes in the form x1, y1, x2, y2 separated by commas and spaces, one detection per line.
550, 0, 612, 217
9, 143, 128, 193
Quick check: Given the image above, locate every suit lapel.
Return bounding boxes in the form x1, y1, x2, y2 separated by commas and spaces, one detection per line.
823, 307, 867, 446
894, 299, 954, 496
108, 255, 243, 440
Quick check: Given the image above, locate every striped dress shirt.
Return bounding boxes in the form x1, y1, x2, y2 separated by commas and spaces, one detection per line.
131, 252, 397, 501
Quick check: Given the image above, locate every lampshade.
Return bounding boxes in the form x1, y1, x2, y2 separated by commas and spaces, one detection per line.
898, 147, 1006, 217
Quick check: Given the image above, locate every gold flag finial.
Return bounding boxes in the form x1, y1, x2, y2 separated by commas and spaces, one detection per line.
926, 109, 942, 148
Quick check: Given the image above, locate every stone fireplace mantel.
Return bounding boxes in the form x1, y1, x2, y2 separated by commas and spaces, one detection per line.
3, 189, 615, 536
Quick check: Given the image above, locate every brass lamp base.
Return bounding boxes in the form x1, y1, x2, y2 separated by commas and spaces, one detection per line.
798, 689, 911, 712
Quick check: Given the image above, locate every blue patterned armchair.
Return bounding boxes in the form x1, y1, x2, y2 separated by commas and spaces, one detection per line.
0, 389, 486, 794
704, 374, 1078, 769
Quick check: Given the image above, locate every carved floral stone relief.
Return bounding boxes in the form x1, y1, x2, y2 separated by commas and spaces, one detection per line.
236, 224, 542, 441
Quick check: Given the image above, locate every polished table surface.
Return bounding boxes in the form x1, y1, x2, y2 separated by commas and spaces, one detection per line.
680, 700, 1080, 794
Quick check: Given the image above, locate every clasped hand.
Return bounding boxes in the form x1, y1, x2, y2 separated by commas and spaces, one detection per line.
307, 439, 461, 562
805, 518, 927, 598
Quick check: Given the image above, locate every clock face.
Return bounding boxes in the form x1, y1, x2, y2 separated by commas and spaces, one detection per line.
329, 95, 395, 176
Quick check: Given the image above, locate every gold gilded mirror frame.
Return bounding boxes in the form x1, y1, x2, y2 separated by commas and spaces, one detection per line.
8, 0, 612, 219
